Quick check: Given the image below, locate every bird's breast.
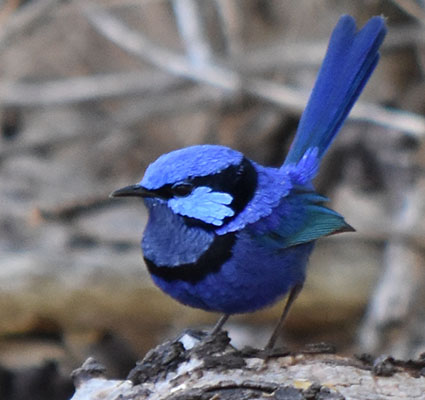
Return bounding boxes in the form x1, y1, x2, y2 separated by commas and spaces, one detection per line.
141, 202, 236, 283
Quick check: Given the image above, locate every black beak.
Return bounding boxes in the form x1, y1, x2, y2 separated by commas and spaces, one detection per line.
110, 184, 156, 199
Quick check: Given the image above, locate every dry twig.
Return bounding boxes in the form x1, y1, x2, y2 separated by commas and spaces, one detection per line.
0, 71, 185, 107
84, 5, 425, 138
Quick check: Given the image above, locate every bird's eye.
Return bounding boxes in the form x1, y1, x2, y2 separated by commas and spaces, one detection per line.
171, 182, 194, 197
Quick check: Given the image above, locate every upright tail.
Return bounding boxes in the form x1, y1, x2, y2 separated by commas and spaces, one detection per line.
284, 15, 386, 166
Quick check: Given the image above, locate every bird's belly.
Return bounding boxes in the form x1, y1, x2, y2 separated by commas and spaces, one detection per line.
148, 232, 314, 314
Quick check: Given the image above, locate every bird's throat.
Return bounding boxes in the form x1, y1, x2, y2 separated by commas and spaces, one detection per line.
142, 202, 236, 283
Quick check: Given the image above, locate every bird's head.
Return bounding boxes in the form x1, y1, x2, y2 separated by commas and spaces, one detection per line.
111, 145, 258, 227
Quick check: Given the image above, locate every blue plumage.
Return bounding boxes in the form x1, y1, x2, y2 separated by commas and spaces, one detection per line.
111, 15, 386, 347
169, 186, 234, 226
285, 15, 386, 164
142, 145, 243, 190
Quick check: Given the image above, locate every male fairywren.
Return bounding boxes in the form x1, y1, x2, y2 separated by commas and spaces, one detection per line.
112, 15, 386, 349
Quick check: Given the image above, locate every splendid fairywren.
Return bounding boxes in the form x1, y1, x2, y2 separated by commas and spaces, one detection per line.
112, 15, 386, 349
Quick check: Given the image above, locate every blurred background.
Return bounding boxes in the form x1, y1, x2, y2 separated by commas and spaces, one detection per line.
1, 0, 425, 398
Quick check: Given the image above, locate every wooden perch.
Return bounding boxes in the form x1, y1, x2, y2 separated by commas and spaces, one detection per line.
71, 331, 425, 400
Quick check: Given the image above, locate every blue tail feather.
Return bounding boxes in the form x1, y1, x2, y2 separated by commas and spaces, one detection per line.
284, 15, 387, 165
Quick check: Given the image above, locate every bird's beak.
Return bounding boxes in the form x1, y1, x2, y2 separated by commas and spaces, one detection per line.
110, 184, 156, 199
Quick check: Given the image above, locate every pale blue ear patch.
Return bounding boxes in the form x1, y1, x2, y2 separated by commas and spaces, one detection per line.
168, 186, 234, 226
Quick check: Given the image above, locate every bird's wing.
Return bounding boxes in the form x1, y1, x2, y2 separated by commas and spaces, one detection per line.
249, 190, 353, 249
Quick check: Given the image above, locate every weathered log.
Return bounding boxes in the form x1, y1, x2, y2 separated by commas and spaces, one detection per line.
71, 331, 425, 400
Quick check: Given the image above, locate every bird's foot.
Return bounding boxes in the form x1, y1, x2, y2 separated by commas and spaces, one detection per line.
176, 328, 232, 355
192, 329, 232, 356
239, 345, 291, 360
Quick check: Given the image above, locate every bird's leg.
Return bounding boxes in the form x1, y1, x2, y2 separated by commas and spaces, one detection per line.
265, 283, 303, 350
210, 314, 230, 336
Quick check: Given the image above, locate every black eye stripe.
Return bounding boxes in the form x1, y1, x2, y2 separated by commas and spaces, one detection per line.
152, 157, 258, 221
192, 157, 257, 213
171, 182, 194, 197
184, 157, 258, 228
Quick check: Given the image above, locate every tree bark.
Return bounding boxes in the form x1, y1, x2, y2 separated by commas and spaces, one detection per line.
71, 331, 425, 400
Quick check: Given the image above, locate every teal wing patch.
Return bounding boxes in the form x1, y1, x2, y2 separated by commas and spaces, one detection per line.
253, 191, 353, 249
283, 204, 354, 248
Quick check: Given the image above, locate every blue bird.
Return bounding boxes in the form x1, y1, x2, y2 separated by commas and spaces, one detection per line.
111, 15, 386, 349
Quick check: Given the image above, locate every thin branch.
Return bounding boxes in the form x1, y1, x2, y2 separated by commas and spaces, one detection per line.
111, 85, 226, 126
172, 0, 213, 67
358, 179, 425, 355
1, 5, 420, 134
0, 71, 186, 107
214, 0, 244, 57
389, 0, 425, 25
84, 5, 425, 138
84, 5, 240, 90
0, 0, 61, 51
0, 9, 421, 109
0, 85, 225, 161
